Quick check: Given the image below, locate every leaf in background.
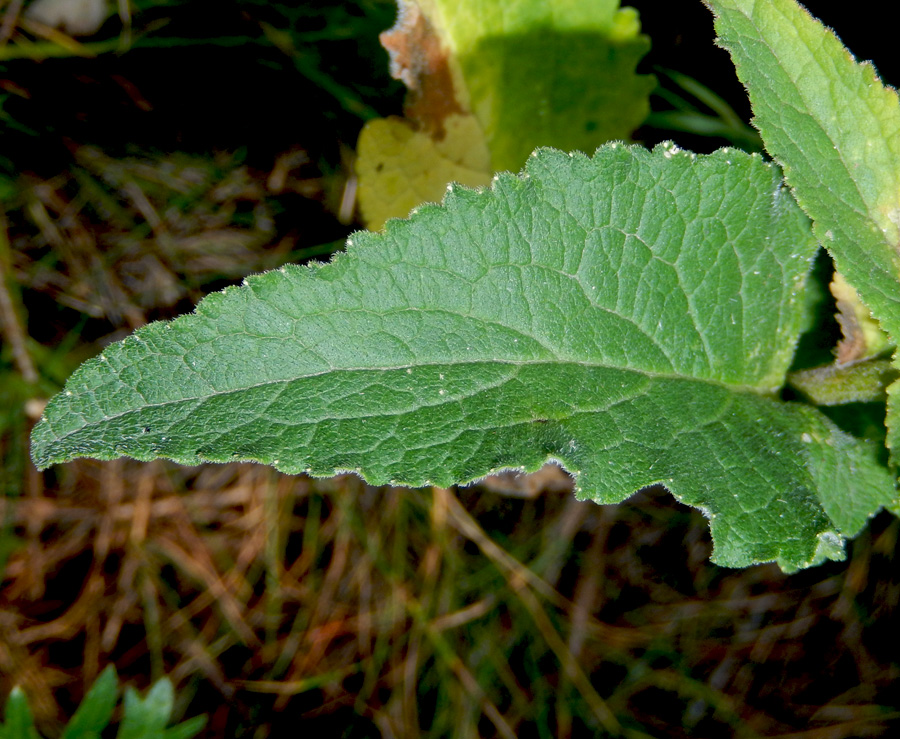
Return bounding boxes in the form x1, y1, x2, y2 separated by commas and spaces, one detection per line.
705, 0, 900, 469
830, 272, 892, 366
443, 0, 653, 171
356, 0, 653, 227
357, 0, 491, 228
31, 144, 895, 570
116, 678, 203, 739
356, 114, 491, 231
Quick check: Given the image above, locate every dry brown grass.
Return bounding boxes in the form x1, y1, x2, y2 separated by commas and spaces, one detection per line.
2, 449, 898, 737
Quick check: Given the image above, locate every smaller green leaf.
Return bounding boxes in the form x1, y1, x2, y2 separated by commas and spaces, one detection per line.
705, 0, 900, 469
0, 688, 41, 739
60, 667, 118, 739
117, 680, 173, 739
706, 0, 900, 340
116, 678, 203, 739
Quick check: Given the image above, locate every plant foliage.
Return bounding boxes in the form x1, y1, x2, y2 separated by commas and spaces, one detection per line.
29, 0, 900, 571
0, 667, 205, 739
356, 0, 652, 227
705, 0, 900, 460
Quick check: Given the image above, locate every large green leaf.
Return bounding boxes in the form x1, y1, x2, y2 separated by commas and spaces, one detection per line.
31, 145, 894, 571
705, 0, 900, 462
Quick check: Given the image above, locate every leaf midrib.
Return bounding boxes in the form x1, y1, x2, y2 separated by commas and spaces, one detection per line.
41, 355, 778, 446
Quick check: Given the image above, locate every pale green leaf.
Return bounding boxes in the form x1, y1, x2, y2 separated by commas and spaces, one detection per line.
114, 677, 205, 739
442, 0, 654, 171
30, 145, 894, 571
705, 0, 900, 464
117, 680, 172, 739
359, 0, 653, 227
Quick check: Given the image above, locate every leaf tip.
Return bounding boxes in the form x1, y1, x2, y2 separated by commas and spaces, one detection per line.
29, 419, 56, 471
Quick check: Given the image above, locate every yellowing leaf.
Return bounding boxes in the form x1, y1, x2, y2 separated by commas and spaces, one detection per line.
356, 115, 491, 231
355, 0, 653, 227
830, 271, 892, 367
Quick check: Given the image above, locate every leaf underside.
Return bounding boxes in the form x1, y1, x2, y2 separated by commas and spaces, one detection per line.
31, 144, 894, 571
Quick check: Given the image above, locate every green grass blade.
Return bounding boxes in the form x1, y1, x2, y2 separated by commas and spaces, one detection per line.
161, 715, 206, 739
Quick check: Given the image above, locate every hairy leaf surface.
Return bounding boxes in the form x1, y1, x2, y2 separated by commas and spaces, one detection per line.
706, 0, 900, 465
31, 145, 894, 570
